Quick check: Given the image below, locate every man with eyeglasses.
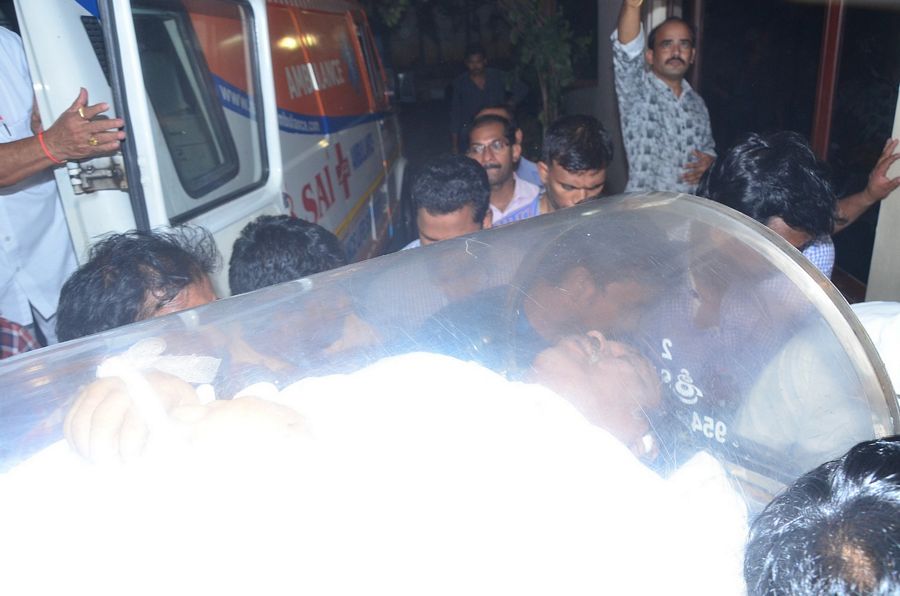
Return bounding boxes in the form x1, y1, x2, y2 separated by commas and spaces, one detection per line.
612, 0, 715, 193
465, 114, 541, 227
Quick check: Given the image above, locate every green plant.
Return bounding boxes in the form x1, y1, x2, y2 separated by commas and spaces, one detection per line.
499, 0, 588, 134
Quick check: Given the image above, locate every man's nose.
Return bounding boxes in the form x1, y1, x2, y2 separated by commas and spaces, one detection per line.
474, 152, 492, 165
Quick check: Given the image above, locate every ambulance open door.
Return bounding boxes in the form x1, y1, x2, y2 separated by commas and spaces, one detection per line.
14, 0, 284, 293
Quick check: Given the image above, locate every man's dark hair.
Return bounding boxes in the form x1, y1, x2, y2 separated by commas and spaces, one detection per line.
697, 131, 836, 238
412, 154, 490, 223
542, 114, 613, 173
229, 215, 347, 296
468, 114, 516, 146
537, 215, 669, 288
464, 43, 486, 61
647, 17, 696, 50
745, 436, 900, 595
56, 227, 219, 342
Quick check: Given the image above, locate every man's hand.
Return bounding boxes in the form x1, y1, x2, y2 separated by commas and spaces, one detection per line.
41, 88, 126, 161
63, 372, 199, 464
682, 150, 714, 186
863, 138, 900, 204
834, 138, 900, 234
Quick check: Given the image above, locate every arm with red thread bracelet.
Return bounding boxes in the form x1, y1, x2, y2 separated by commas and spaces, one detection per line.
37, 130, 65, 164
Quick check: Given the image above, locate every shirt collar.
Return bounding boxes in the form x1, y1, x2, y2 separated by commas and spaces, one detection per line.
648, 69, 696, 100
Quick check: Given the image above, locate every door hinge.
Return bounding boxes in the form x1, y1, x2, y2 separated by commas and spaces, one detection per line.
67, 156, 128, 193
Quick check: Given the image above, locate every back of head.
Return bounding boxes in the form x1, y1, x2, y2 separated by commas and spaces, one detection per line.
229, 215, 346, 296
412, 154, 490, 223
697, 131, 836, 238
745, 437, 900, 595
542, 114, 613, 173
531, 212, 670, 291
56, 227, 219, 342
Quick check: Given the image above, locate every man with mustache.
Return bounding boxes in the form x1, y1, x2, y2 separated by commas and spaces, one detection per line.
465, 114, 541, 226
612, 0, 715, 193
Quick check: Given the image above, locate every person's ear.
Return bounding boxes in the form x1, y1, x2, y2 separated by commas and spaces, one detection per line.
644, 48, 654, 65
482, 208, 493, 230
515, 128, 524, 145
538, 161, 549, 185
512, 140, 522, 163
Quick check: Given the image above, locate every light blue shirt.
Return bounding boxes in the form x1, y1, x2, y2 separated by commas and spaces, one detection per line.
516, 157, 543, 190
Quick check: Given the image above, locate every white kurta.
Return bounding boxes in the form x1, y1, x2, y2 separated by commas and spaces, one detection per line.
0, 27, 77, 324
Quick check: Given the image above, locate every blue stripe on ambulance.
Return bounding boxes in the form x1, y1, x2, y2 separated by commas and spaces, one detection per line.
76, 0, 99, 17
214, 75, 387, 136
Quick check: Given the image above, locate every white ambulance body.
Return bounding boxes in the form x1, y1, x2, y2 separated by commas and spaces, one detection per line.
13, 0, 404, 294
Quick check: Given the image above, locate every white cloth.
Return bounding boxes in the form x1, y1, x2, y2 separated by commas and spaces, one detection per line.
0, 27, 77, 325
489, 174, 541, 225
735, 317, 876, 473
852, 301, 900, 393
0, 352, 748, 595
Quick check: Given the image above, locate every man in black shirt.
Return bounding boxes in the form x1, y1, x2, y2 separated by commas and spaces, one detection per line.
449, 44, 526, 153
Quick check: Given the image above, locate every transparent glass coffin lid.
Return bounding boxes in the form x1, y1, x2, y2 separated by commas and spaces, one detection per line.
0, 194, 896, 592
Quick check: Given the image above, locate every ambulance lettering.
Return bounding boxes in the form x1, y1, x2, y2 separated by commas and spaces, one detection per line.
300, 167, 336, 222
335, 142, 351, 200
350, 133, 375, 169
285, 59, 346, 99
285, 64, 316, 99
300, 143, 352, 220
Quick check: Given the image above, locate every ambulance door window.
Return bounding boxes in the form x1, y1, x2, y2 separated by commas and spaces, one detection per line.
132, 0, 267, 222
350, 12, 387, 112
293, 9, 369, 128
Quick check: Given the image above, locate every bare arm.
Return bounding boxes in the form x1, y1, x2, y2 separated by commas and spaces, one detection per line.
617, 0, 644, 45
0, 88, 125, 187
833, 138, 900, 234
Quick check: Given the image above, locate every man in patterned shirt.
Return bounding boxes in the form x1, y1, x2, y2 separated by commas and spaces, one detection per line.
612, 0, 715, 193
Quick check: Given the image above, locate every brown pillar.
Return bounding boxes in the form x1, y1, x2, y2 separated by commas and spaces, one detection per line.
810, 0, 845, 160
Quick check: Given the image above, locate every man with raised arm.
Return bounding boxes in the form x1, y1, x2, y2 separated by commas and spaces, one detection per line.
612, 0, 715, 193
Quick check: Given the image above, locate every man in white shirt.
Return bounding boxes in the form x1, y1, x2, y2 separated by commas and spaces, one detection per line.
475, 105, 543, 190
0, 26, 125, 344
465, 114, 541, 227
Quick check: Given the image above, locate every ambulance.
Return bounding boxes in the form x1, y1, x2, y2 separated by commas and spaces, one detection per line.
11, 0, 405, 293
